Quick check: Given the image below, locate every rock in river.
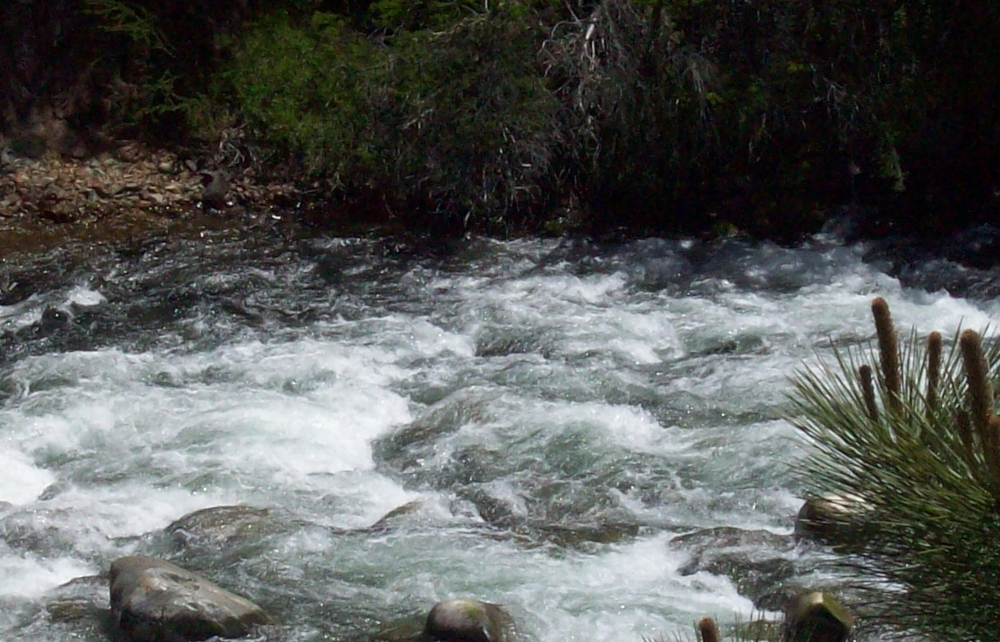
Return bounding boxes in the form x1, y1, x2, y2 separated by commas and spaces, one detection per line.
109, 556, 269, 641
425, 598, 513, 642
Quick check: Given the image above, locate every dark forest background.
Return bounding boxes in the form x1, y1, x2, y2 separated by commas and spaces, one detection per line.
2, 0, 999, 240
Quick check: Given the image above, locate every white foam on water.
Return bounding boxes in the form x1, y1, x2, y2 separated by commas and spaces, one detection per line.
0, 549, 95, 599
2, 237, 997, 642
383, 532, 754, 642
0, 450, 54, 506
37, 482, 231, 544
0, 334, 418, 572
518, 399, 676, 454
65, 285, 106, 308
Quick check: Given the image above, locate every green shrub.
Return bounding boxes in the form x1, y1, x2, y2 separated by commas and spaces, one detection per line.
225, 12, 381, 177
206, 0, 999, 237
225, 3, 560, 233
383, 11, 560, 232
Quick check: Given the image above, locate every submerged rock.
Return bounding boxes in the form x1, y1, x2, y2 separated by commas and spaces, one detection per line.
109, 556, 269, 641
165, 505, 277, 551
425, 599, 513, 642
670, 526, 796, 607
0, 507, 80, 556
374, 387, 501, 476
8, 575, 113, 640
367, 500, 449, 534
459, 481, 640, 549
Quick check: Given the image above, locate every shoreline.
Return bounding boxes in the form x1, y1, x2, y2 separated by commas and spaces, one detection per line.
0, 141, 305, 261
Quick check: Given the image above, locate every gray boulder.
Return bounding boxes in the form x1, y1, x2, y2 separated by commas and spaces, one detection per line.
424, 598, 512, 642
109, 556, 269, 641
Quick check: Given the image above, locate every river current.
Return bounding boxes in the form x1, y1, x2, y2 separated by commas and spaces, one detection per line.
0, 229, 996, 641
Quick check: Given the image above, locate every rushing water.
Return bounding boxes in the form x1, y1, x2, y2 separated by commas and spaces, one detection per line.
0, 228, 997, 642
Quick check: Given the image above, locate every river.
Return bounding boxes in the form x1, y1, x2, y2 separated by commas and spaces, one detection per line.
1, 228, 996, 641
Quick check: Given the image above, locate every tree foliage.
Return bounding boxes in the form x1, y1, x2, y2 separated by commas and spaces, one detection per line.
788, 298, 1000, 639
1, 0, 998, 238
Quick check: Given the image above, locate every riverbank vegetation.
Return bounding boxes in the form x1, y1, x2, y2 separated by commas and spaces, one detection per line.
789, 297, 1000, 640
2, 0, 998, 239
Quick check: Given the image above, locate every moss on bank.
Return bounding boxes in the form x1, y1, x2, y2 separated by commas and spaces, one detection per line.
2, 0, 999, 240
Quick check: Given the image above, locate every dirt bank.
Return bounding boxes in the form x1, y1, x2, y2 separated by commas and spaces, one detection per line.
0, 140, 302, 260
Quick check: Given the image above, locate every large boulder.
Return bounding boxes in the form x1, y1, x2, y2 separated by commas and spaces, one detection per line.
109, 556, 269, 641
424, 598, 513, 642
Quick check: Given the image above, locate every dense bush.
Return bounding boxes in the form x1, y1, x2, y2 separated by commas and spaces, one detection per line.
226, 3, 560, 233
2, 0, 998, 239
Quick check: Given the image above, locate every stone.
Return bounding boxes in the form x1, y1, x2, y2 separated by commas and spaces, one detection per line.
424, 599, 512, 642
783, 591, 852, 642
670, 526, 796, 606
165, 505, 277, 551
109, 556, 269, 641
201, 170, 230, 210
368, 500, 424, 533
794, 493, 872, 551
40, 306, 73, 332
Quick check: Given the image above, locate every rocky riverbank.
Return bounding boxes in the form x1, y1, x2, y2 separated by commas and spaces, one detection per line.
0, 140, 302, 259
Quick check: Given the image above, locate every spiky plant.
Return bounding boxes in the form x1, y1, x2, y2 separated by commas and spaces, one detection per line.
788, 297, 1000, 640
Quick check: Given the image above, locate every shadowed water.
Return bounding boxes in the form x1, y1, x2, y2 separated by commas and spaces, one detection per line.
1, 229, 996, 641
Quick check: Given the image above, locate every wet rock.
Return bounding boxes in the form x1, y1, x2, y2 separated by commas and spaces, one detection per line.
783, 591, 853, 642
795, 494, 873, 551
670, 526, 797, 606
463, 487, 524, 530
425, 599, 513, 642
374, 387, 501, 474
8, 575, 114, 640
536, 519, 640, 548
201, 170, 229, 210
109, 556, 269, 641
40, 306, 73, 332
459, 483, 639, 549
44, 575, 108, 625
165, 505, 276, 551
368, 500, 429, 533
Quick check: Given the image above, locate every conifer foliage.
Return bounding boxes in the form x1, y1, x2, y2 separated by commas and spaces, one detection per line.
789, 297, 1000, 640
